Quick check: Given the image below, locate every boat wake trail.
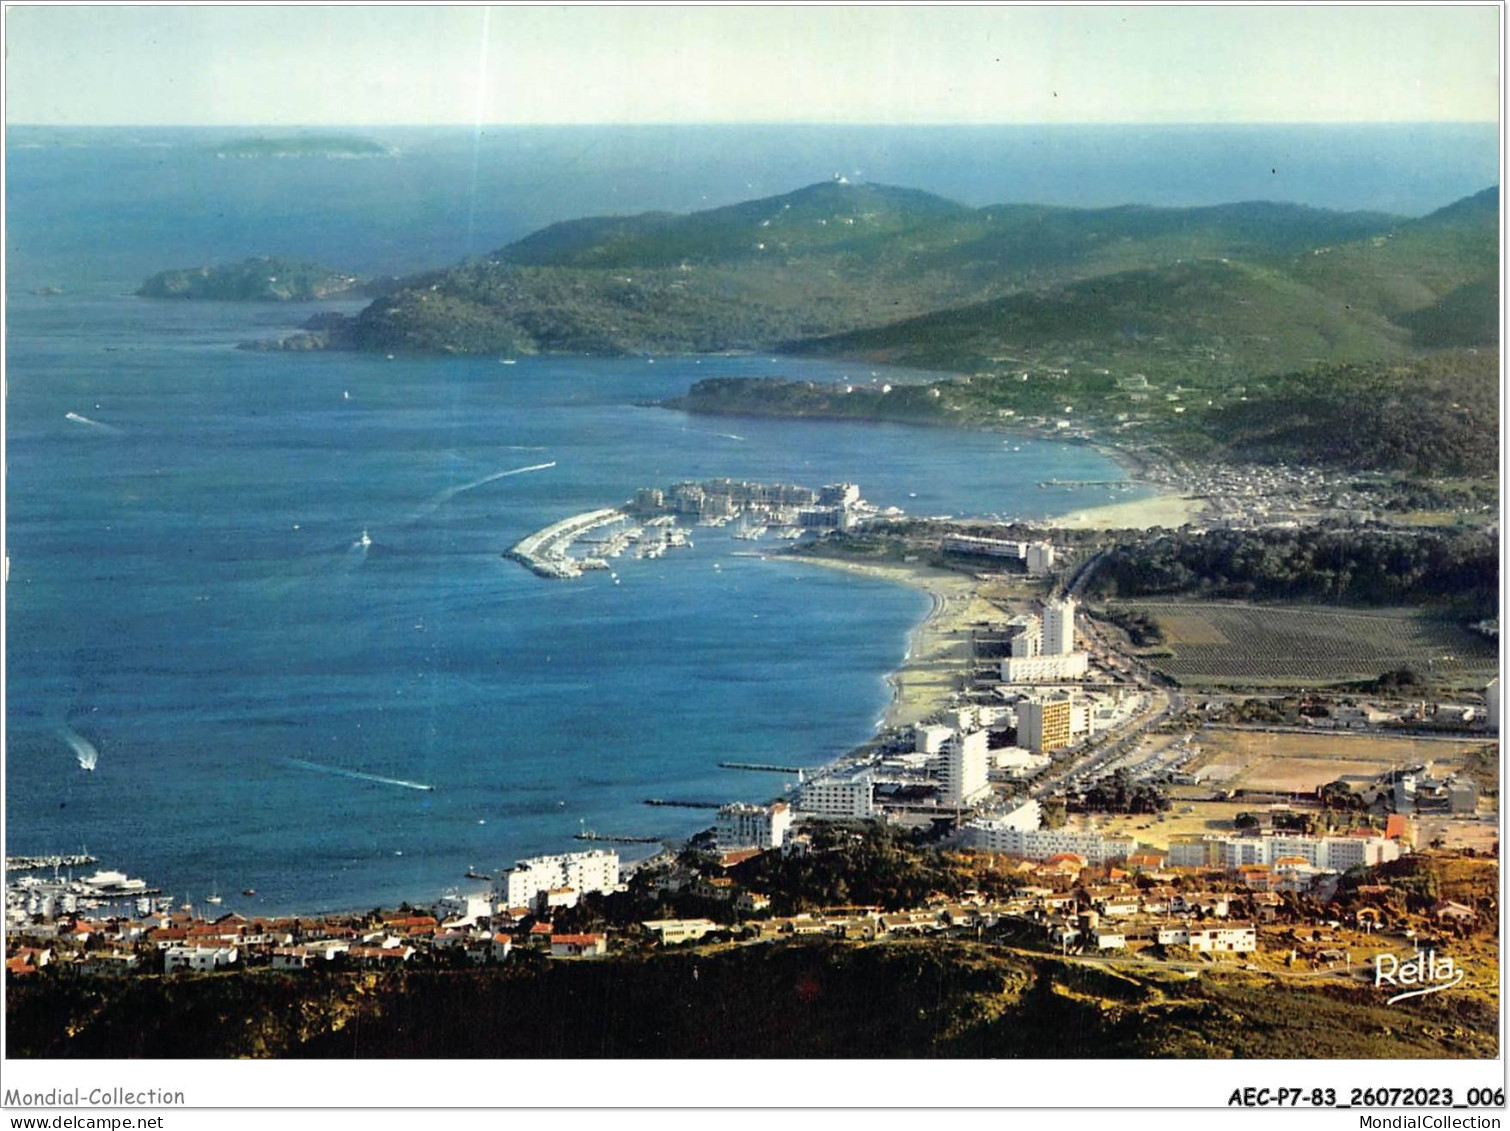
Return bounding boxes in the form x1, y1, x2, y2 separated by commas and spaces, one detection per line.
65, 412, 121, 434
679, 426, 745, 442
416, 460, 556, 517
285, 758, 435, 792
59, 726, 98, 771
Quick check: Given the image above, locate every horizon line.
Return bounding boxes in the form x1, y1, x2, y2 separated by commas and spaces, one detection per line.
6, 119, 1500, 129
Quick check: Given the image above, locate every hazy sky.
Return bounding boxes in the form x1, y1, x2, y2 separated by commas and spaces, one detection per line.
4, 5, 1500, 126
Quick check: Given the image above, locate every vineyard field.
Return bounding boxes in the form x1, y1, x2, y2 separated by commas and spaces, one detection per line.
1114, 602, 1498, 687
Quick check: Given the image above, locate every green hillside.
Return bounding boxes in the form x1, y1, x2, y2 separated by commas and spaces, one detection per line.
1284, 186, 1498, 329
252, 179, 1496, 478
1395, 276, 1499, 348
793, 257, 1411, 381
1196, 350, 1500, 477
674, 346, 1498, 479
500, 179, 972, 268
342, 257, 983, 355
327, 180, 1438, 358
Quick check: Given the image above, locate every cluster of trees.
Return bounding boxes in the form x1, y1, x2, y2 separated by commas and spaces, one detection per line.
1086, 525, 1499, 616
1364, 476, 1500, 514
1318, 780, 1369, 812
1070, 769, 1169, 815
1096, 606, 1165, 647
731, 825, 1017, 915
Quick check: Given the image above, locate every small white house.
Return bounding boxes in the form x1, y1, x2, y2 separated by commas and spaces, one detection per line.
164, 945, 238, 973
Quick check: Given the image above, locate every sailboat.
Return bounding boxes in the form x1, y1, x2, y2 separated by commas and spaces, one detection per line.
205, 882, 223, 907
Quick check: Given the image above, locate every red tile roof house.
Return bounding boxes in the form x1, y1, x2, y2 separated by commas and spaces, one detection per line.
147, 927, 190, 949
6, 947, 54, 977
549, 933, 608, 958
346, 945, 415, 966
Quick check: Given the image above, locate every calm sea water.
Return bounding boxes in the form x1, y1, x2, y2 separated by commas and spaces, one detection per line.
5, 124, 1496, 912
5, 291, 1133, 912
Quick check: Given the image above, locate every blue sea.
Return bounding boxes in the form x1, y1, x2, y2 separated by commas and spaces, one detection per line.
5, 124, 1497, 912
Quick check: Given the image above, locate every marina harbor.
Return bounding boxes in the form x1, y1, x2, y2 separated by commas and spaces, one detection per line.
504, 478, 892, 580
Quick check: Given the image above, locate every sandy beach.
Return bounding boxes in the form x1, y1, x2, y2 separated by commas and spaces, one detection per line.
1050, 491, 1205, 530
788, 557, 1004, 730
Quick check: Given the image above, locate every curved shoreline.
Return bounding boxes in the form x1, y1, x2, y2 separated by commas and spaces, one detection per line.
781, 556, 982, 731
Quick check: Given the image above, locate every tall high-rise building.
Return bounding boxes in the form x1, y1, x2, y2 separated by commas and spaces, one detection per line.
1043, 598, 1076, 656
1009, 614, 1042, 658
938, 729, 991, 807
1018, 694, 1074, 753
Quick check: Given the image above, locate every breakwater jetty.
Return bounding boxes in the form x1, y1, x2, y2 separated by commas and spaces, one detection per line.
574, 832, 664, 844
719, 761, 805, 777
643, 798, 722, 810
7, 853, 98, 872
505, 507, 625, 578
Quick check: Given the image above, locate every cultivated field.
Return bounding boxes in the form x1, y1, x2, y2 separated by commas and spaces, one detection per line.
1187, 729, 1496, 793
1118, 602, 1498, 686
1077, 801, 1257, 850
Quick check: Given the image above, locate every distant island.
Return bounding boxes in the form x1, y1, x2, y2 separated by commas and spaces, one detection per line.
211, 133, 396, 159
138, 257, 364, 302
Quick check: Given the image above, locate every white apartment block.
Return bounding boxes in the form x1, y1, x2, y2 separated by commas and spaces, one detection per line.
495, 849, 621, 909
938, 729, 991, 807
1025, 542, 1056, 574
1043, 598, 1076, 655
1001, 651, 1090, 683
963, 818, 1133, 864
941, 535, 1028, 559
800, 771, 877, 819
913, 724, 955, 756
1000, 600, 1086, 682
715, 801, 793, 849
1167, 834, 1400, 872
1009, 615, 1042, 659
941, 535, 1057, 574
433, 891, 492, 925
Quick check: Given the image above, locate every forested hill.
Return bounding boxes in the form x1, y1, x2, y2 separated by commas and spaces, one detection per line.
306, 179, 1500, 364
671, 348, 1498, 479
